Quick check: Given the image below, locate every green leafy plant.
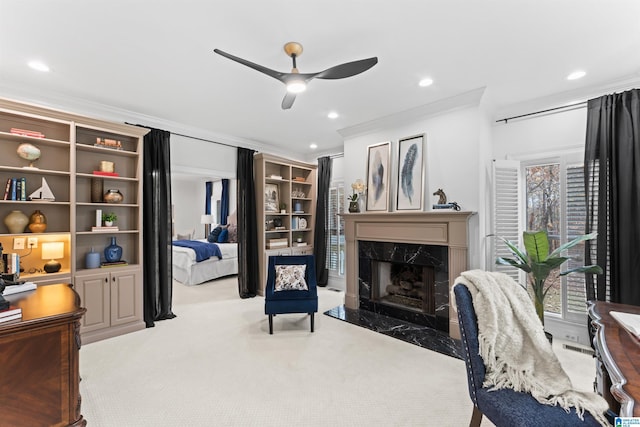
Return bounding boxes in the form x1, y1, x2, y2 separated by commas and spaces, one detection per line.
102, 212, 117, 223
495, 230, 602, 325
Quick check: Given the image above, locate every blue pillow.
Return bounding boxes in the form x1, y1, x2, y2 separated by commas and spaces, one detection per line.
207, 226, 222, 243
217, 228, 229, 243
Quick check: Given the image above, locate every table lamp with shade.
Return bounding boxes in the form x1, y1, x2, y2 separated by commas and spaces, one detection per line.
201, 214, 213, 237
42, 241, 64, 273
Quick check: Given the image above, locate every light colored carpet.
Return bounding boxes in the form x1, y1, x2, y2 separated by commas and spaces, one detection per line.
79, 277, 597, 426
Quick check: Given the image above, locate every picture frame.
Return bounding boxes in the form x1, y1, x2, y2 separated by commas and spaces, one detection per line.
365, 141, 391, 211
396, 134, 425, 211
264, 183, 279, 212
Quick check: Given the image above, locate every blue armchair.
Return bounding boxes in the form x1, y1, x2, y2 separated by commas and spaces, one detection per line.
453, 284, 605, 427
264, 255, 318, 334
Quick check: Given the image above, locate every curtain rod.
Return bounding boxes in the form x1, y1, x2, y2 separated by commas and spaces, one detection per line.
125, 122, 238, 149
496, 101, 587, 124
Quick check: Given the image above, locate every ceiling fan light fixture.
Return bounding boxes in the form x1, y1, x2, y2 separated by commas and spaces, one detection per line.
286, 80, 306, 94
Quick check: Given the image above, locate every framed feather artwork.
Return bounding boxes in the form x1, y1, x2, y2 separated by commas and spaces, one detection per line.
396, 134, 424, 210
365, 141, 391, 211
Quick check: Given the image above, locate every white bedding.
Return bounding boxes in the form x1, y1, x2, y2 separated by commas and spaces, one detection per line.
172, 240, 238, 285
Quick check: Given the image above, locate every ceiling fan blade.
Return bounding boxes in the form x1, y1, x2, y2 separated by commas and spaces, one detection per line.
313, 57, 378, 80
213, 49, 286, 83
281, 92, 296, 110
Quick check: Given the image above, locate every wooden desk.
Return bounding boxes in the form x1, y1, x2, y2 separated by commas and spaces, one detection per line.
588, 300, 640, 418
0, 284, 87, 426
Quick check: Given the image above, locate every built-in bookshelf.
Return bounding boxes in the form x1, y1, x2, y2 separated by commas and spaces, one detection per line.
254, 153, 316, 295
0, 97, 148, 343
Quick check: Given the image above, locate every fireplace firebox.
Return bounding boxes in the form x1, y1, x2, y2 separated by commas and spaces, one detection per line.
359, 240, 449, 332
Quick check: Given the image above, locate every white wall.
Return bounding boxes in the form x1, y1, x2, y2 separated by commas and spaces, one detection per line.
492, 106, 587, 160
343, 105, 486, 269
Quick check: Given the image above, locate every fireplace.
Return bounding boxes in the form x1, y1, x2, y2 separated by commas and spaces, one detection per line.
342, 211, 474, 339
359, 241, 449, 331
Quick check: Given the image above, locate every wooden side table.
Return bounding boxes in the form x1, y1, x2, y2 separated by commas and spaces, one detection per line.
0, 284, 87, 426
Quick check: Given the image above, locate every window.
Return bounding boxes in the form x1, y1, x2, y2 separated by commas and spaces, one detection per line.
327, 182, 345, 276
493, 152, 590, 324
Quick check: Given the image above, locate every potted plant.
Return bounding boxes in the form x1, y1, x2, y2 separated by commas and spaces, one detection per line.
495, 230, 602, 325
348, 179, 365, 213
102, 212, 117, 227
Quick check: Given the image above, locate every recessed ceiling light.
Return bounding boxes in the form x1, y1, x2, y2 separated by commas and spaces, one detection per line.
419, 78, 434, 87
309, 143, 318, 149
327, 111, 339, 119
28, 61, 50, 72
567, 71, 586, 81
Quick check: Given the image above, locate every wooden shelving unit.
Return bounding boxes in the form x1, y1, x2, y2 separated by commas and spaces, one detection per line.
254, 153, 316, 295
0, 97, 148, 343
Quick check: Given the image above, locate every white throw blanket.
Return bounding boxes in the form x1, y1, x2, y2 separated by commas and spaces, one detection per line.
455, 270, 609, 426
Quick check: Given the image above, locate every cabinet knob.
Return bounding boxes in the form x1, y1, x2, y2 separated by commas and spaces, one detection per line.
112, 277, 116, 282
104, 278, 108, 283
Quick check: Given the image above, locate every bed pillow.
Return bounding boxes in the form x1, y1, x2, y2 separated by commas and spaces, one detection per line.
207, 226, 222, 243
217, 228, 229, 243
274, 265, 308, 291
227, 224, 238, 243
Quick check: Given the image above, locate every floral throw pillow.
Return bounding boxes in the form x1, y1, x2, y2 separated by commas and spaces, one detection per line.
274, 265, 308, 291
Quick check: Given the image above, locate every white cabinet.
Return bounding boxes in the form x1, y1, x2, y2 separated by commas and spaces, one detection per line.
75, 266, 143, 343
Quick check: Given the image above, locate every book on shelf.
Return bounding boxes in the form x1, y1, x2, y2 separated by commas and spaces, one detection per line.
100, 260, 128, 268
610, 311, 640, 339
269, 174, 283, 180
293, 210, 304, 214
293, 177, 306, 182
92, 170, 120, 177
0, 306, 22, 318
92, 226, 120, 232
294, 242, 308, 247
10, 128, 45, 138
10, 177, 17, 200
2, 253, 19, 275
267, 242, 288, 249
2, 178, 11, 200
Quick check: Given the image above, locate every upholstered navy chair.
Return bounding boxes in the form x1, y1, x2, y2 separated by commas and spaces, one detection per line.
453, 284, 604, 427
264, 255, 318, 334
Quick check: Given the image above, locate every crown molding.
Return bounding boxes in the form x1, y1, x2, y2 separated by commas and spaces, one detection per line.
493, 72, 640, 123
337, 87, 487, 139
0, 82, 281, 154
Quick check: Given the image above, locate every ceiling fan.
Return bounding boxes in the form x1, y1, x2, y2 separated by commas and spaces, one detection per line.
214, 42, 378, 109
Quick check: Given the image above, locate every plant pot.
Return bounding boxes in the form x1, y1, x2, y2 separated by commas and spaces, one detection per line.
348, 201, 359, 213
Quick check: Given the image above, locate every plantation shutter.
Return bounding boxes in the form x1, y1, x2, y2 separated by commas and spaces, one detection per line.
326, 184, 344, 271
565, 164, 589, 314
491, 160, 522, 283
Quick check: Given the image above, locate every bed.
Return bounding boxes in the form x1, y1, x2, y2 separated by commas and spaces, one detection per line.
172, 239, 238, 285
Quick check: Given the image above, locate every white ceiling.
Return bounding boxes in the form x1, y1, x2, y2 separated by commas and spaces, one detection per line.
1, 1, 639, 156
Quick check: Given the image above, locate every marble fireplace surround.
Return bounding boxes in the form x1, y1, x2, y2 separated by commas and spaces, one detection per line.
343, 211, 474, 339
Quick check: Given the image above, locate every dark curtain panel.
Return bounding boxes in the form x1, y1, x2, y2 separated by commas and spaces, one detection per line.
220, 178, 229, 225
143, 128, 177, 327
585, 88, 640, 306
313, 156, 332, 286
205, 181, 213, 214
237, 148, 258, 298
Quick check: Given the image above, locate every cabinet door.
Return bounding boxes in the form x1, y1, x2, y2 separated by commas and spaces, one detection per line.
110, 268, 142, 327
75, 272, 110, 332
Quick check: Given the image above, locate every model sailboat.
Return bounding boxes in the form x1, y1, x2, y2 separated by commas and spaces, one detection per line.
28, 177, 55, 201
